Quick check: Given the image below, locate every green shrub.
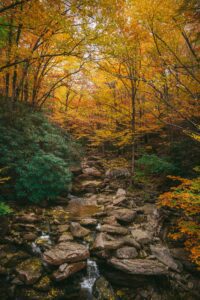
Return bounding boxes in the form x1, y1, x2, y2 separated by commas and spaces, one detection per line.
15, 153, 72, 203
0, 100, 81, 203
136, 154, 176, 175
0, 202, 12, 215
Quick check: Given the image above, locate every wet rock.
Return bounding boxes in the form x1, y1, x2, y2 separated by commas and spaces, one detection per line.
109, 258, 168, 275
2, 250, 30, 268
16, 258, 42, 285
93, 233, 124, 250
93, 276, 116, 300
53, 261, 86, 281
58, 232, 73, 242
43, 242, 89, 265
150, 245, 182, 272
111, 208, 136, 223
70, 222, 90, 238
99, 224, 128, 235
131, 229, 152, 245
115, 247, 138, 259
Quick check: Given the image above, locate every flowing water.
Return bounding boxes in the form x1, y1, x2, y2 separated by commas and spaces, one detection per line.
80, 259, 100, 299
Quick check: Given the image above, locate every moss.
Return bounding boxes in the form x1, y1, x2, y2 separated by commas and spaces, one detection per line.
34, 276, 51, 292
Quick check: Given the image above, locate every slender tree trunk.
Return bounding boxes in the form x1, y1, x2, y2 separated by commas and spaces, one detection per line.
131, 83, 136, 179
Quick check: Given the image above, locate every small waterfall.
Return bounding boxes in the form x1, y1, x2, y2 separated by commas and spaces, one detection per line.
31, 232, 51, 255
80, 259, 100, 299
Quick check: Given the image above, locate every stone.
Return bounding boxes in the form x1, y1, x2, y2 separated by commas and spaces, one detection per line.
34, 276, 51, 292
116, 247, 138, 259
150, 245, 182, 272
53, 261, 86, 281
122, 236, 141, 250
16, 213, 40, 223
105, 168, 130, 178
99, 224, 128, 235
116, 188, 126, 197
102, 216, 119, 226
131, 229, 152, 245
70, 222, 90, 238
83, 167, 101, 177
111, 208, 136, 223
109, 258, 168, 275
93, 276, 116, 300
42, 242, 89, 266
93, 233, 124, 250
23, 233, 38, 241
58, 232, 73, 242
80, 218, 98, 226
16, 258, 42, 285
57, 224, 69, 233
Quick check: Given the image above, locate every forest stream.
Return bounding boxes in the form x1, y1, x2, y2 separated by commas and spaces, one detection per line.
0, 155, 199, 300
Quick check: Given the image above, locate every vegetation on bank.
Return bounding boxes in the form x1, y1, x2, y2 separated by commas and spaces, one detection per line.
0, 99, 81, 205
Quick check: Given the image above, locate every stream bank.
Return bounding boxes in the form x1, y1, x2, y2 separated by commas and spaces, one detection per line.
0, 155, 199, 300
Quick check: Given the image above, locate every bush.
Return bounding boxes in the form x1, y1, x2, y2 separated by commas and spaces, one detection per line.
159, 172, 200, 267
136, 154, 176, 175
0, 202, 12, 215
0, 100, 81, 203
15, 153, 72, 203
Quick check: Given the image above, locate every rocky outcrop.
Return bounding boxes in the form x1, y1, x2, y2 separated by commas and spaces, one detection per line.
115, 247, 138, 259
131, 229, 152, 245
109, 258, 168, 275
93, 276, 116, 300
42, 242, 89, 266
16, 258, 42, 285
99, 224, 128, 235
70, 222, 90, 238
53, 262, 86, 281
111, 208, 136, 223
150, 245, 182, 272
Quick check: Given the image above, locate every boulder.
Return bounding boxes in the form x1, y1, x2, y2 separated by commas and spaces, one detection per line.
150, 245, 182, 272
42, 242, 89, 266
93, 233, 124, 250
23, 233, 38, 242
83, 167, 101, 177
122, 236, 141, 250
53, 261, 86, 281
70, 222, 90, 238
16, 213, 40, 223
99, 224, 128, 235
80, 218, 98, 227
111, 208, 136, 223
58, 232, 73, 243
93, 276, 116, 300
57, 224, 69, 233
115, 247, 138, 259
109, 258, 168, 275
16, 258, 42, 285
105, 168, 130, 178
131, 229, 152, 245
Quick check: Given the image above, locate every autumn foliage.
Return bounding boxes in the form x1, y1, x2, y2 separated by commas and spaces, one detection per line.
159, 174, 200, 267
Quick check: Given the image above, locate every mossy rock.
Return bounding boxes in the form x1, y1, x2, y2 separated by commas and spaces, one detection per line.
34, 276, 52, 292
16, 287, 65, 300
16, 258, 43, 285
